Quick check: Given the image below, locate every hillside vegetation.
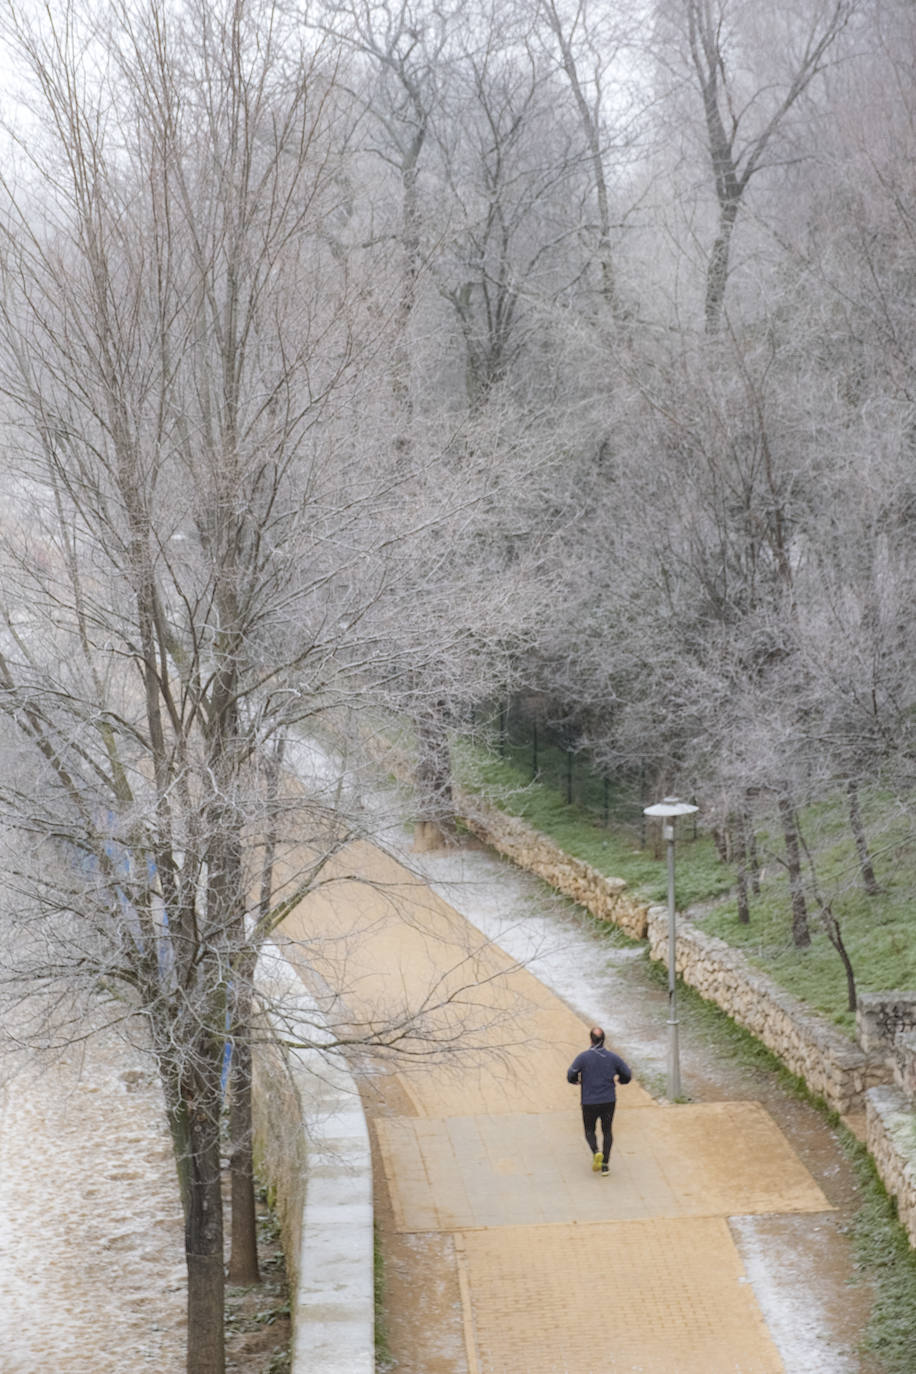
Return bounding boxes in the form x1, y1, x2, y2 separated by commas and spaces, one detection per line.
458, 741, 916, 1033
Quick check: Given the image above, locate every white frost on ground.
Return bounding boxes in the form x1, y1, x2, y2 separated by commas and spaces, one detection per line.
0, 1022, 186, 1373
729, 1214, 859, 1374
404, 839, 665, 1065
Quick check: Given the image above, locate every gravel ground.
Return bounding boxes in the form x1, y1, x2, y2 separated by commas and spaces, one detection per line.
0, 1020, 186, 1373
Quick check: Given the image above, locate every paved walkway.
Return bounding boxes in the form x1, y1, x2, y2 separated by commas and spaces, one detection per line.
281, 837, 833, 1374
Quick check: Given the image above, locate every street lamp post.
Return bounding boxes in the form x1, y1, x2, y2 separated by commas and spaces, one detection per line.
643, 797, 699, 1101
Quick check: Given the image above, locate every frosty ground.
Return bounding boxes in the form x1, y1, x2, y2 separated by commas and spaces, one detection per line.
0, 1017, 186, 1372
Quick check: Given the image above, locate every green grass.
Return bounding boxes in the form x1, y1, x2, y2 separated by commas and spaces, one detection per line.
455, 742, 733, 909
493, 737, 639, 826
699, 799, 916, 1032
840, 1133, 916, 1374
454, 739, 916, 1034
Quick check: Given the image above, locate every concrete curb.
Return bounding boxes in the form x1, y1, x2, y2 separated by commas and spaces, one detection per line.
256, 945, 375, 1374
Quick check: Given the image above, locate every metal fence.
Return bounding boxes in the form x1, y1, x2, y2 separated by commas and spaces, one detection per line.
479, 696, 646, 835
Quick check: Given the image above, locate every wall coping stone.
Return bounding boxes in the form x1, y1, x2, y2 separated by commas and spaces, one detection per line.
892, 1032, 916, 1095
857, 992, 916, 1053
866, 1085, 916, 1247
255, 943, 374, 1374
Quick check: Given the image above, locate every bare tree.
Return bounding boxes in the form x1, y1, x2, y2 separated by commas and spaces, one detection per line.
536, 0, 643, 323
0, 0, 533, 1366
0, 3, 362, 1365
659, 0, 856, 332
318, 0, 462, 423
431, 27, 577, 406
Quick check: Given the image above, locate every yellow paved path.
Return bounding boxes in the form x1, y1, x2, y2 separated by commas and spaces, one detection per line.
281, 838, 832, 1374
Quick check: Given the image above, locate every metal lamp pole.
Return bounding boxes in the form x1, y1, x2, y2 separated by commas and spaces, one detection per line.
643, 798, 699, 1101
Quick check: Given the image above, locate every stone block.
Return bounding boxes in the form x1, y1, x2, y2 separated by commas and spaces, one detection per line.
893, 1032, 916, 1096
857, 991, 916, 1052
866, 1085, 916, 1247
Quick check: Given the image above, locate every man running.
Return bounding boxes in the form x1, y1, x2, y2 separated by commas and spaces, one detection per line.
567, 1026, 631, 1175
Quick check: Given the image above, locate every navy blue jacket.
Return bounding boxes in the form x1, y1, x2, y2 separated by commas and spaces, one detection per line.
567, 1045, 631, 1105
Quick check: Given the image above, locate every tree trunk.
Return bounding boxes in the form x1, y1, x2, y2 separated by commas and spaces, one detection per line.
744, 795, 761, 896
820, 901, 858, 1014
166, 1048, 226, 1374
228, 968, 259, 1285
704, 200, 739, 334
414, 702, 455, 846
731, 815, 750, 924
846, 779, 879, 895
226, 738, 282, 1282
392, 134, 424, 430
166, 1095, 192, 1221
185, 1088, 226, 1374
542, 0, 623, 321
778, 792, 811, 948
712, 827, 729, 863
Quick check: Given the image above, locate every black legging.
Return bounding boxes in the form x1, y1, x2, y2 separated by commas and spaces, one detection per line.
582, 1100, 616, 1161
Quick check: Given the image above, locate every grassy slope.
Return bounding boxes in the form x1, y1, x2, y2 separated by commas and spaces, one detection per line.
457, 745, 916, 1033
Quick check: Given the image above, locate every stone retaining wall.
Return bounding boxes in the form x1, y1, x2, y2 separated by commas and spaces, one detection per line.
457, 790, 650, 941
866, 1086, 916, 1247
857, 991, 916, 1054
252, 1023, 307, 1278
892, 1033, 916, 1097
458, 790, 891, 1117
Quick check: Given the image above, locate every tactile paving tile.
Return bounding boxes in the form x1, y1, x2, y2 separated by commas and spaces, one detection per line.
457, 1218, 784, 1374
374, 1102, 831, 1233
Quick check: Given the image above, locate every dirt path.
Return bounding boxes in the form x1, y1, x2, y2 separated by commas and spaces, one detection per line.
281, 828, 879, 1374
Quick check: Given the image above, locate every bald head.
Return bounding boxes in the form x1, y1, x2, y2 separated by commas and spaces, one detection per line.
589, 1026, 605, 1046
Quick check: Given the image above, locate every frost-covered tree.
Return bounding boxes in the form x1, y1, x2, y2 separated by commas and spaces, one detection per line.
0, 1, 538, 1367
